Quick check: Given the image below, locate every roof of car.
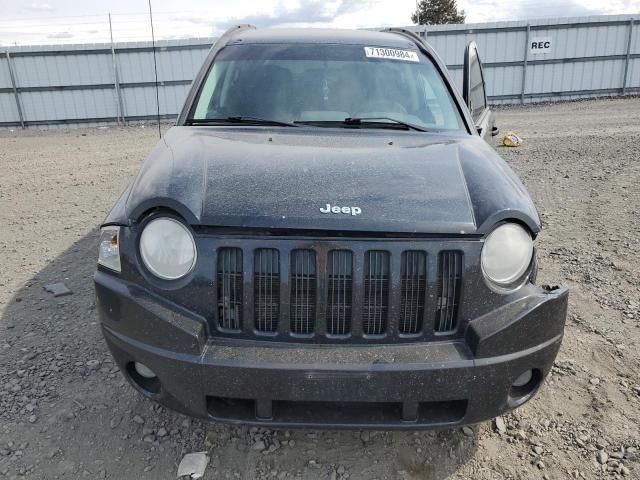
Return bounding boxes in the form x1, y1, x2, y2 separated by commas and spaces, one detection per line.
227, 28, 419, 49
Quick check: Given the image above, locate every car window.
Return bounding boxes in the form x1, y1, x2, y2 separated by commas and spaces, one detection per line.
191, 44, 464, 131
468, 49, 487, 123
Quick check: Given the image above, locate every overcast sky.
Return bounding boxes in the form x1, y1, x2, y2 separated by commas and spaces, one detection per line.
0, 0, 639, 46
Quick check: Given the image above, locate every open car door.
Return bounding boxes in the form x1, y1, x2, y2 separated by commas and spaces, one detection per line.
463, 41, 497, 140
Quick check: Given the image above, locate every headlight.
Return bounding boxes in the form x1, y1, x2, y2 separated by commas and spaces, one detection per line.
98, 226, 121, 272
481, 223, 533, 287
139, 217, 197, 280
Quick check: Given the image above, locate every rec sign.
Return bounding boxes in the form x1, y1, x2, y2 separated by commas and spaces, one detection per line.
530, 37, 552, 54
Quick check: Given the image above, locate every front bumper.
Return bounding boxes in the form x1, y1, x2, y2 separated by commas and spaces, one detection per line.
96, 270, 568, 429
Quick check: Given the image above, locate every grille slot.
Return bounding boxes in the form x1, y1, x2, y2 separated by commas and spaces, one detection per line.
363, 251, 390, 335
290, 250, 316, 334
254, 249, 280, 332
435, 251, 462, 333
217, 248, 243, 330
326, 250, 353, 335
399, 251, 426, 334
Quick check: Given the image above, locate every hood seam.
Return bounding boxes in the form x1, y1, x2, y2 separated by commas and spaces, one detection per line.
455, 143, 477, 233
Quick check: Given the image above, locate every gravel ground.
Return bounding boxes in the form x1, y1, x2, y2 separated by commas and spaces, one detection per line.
0, 98, 639, 479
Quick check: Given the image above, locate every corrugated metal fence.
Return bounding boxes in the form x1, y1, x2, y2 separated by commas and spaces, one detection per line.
410, 14, 639, 104
0, 14, 638, 128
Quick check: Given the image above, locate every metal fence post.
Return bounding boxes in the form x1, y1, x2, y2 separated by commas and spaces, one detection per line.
4, 51, 25, 128
520, 24, 531, 104
108, 13, 126, 125
622, 18, 634, 95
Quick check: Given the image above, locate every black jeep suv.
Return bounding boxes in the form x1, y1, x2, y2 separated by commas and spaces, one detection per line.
94, 26, 568, 429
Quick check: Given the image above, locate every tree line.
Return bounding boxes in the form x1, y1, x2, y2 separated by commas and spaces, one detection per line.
412, 0, 465, 25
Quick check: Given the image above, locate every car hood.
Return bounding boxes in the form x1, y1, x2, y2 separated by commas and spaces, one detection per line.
115, 126, 540, 235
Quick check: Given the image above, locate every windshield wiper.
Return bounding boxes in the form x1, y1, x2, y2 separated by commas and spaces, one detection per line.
187, 116, 298, 127
343, 117, 428, 132
295, 117, 428, 132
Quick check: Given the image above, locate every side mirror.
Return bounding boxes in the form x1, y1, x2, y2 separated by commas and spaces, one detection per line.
477, 123, 498, 137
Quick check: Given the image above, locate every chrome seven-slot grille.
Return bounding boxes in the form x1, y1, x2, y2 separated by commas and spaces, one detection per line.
215, 242, 463, 342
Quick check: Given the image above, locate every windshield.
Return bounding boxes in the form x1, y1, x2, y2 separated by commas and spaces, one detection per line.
190, 43, 464, 131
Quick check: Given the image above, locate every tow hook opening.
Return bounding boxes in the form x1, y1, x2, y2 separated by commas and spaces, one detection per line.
508, 369, 542, 407
126, 362, 161, 395
541, 284, 561, 293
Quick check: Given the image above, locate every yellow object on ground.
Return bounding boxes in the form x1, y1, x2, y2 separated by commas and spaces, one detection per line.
503, 131, 522, 147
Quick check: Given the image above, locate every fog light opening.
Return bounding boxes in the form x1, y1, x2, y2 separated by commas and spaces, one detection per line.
509, 369, 542, 406
126, 362, 161, 395
134, 362, 156, 379
512, 369, 533, 388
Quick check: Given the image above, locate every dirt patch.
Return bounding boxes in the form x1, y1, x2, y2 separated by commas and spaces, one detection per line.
0, 98, 639, 479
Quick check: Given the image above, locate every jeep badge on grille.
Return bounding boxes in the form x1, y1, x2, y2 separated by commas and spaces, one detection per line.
320, 204, 362, 216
